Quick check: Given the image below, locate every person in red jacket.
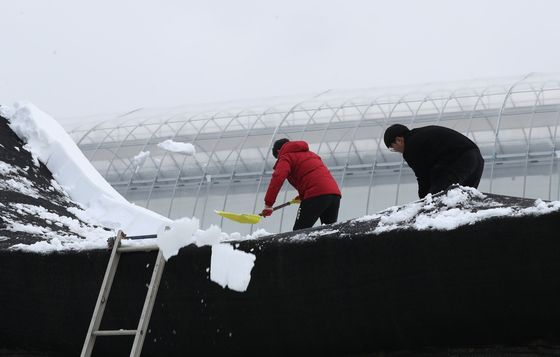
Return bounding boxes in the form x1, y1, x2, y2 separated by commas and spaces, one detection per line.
261, 138, 342, 230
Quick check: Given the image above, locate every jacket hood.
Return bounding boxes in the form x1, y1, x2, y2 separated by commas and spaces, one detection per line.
278, 141, 309, 156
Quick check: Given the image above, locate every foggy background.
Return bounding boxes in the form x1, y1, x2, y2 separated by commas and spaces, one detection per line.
1, 0, 559, 120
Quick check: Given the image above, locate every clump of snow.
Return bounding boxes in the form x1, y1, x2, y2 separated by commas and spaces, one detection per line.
194, 224, 223, 247
157, 139, 195, 155
132, 151, 150, 173
2, 102, 171, 236
210, 244, 255, 292
440, 187, 485, 207
155, 218, 258, 292
156, 217, 200, 260
378, 202, 424, 227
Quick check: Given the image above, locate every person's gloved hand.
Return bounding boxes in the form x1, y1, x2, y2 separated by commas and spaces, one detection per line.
291, 196, 301, 204
261, 206, 273, 217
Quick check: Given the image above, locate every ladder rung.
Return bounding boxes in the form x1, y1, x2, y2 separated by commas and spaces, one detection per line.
117, 244, 159, 253
93, 329, 137, 336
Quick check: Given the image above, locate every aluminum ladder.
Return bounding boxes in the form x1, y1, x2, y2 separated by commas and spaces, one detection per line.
81, 230, 165, 357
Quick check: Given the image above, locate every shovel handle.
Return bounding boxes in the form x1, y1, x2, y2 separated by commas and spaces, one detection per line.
272, 201, 293, 211
258, 200, 297, 216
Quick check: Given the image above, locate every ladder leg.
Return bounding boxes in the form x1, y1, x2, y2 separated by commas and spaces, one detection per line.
81, 231, 124, 357
130, 250, 166, 357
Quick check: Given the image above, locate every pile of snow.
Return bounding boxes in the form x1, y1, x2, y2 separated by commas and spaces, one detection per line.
1, 102, 171, 236
354, 186, 560, 233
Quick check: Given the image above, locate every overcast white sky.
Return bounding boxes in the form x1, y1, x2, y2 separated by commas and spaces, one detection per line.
1, 0, 559, 119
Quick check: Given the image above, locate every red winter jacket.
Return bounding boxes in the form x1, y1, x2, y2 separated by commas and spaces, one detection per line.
264, 141, 341, 207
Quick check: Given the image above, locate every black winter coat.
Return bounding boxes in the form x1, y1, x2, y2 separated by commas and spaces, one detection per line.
402, 126, 479, 198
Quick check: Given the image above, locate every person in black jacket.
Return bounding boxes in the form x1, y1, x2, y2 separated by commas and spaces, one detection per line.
383, 124, 484, 198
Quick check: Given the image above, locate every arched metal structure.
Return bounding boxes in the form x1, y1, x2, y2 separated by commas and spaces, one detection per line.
65, 73, 560, 234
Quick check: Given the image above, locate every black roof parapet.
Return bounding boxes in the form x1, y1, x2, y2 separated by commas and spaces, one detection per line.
1, 202, 560, 355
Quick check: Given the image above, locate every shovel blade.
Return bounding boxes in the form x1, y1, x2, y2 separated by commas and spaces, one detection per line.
215, 210, 262, 224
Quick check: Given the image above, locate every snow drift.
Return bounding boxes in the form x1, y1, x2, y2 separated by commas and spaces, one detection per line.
1, 102, 171, 237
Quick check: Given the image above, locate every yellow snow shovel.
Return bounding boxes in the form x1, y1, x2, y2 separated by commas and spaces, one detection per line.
215, 198, 300, 224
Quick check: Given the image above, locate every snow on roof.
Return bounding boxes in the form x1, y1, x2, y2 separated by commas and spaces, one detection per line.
272, 185, 560, 244
0, 102, 266, 291
1, 102, 171, 236
352, 186, 560, 233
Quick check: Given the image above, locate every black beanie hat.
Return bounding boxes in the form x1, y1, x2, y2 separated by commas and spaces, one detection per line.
272, 138, 290, 158
383, 124, 409, 148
